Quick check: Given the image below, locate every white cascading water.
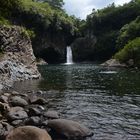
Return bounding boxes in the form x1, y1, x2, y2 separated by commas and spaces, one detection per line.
66, 46, 73, 64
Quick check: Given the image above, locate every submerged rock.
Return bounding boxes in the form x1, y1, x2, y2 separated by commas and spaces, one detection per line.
47, 119, 93, 139
6, 126, 52, 140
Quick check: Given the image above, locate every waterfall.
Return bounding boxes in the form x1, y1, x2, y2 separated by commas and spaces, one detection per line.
66, 46, 73, 64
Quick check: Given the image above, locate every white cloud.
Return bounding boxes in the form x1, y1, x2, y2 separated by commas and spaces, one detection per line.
63, 0, 92, 19
63, 0, 131, 19
114, 0, 131, 5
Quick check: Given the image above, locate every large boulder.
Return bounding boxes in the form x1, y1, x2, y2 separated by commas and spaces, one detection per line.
6, 126, 52, 140
47, 119, 93, 139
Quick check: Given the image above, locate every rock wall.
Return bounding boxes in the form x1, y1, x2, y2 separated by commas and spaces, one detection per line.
0, 25, 40, 90
34, 36, 67, 64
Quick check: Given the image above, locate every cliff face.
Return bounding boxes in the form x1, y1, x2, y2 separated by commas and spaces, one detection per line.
71, 36, 97, 62
34, 36, 67, 64
0, 25, 40, 90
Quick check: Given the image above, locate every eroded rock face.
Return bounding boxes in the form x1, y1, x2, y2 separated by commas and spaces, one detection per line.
0, 25, 40, 90
47, 119, 93, 139
6, 126, 52, 140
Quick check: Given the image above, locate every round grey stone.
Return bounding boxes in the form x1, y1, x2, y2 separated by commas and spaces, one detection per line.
9, 96, 28, 107
7, 107, 28, 121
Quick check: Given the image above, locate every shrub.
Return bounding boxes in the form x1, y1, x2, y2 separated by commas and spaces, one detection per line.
115, 37, 140, 67
0, 16, 10, 25
116, 16, 140, 50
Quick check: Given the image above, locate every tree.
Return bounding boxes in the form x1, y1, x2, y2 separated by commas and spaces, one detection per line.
34, 0, 64, 9
115, 37, 140, 67
116, 16, 140, 50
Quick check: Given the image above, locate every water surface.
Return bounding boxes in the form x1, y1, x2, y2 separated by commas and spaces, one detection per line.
13, 64, 140, 140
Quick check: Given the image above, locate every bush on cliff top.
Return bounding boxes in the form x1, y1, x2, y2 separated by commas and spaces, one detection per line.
115, 37, 140, 67
116, 16, 140, 50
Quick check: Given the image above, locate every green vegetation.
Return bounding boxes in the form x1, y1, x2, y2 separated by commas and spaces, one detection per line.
116, 16, 140, 50
35, 0, 64, 9
0, 16, 11, 25
0, 0, 81, 63
83, 0, 140, 61
0, 0, 140, 66
115, 37, 140, 67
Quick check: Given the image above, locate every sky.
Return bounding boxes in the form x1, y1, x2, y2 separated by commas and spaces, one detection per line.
63, 0, 131, 19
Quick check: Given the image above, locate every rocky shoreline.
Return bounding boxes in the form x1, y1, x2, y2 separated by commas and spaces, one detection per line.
101, 59, 127, 68
0, 25, 93, 140
0, 90, 93, 140
101, 58, 138, 68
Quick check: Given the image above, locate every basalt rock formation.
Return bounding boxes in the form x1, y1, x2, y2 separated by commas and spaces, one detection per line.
0, 25, 40, 90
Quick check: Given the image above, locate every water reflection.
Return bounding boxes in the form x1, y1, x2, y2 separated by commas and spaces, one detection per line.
65, 66, 73, 89
13, 79, 41, 92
